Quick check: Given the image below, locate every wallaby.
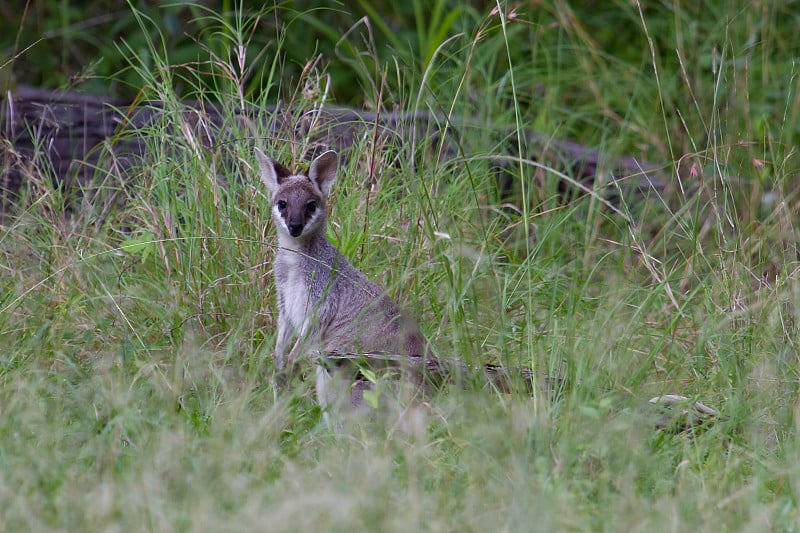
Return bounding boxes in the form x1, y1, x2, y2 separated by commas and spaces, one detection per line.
255, 148, 426, 421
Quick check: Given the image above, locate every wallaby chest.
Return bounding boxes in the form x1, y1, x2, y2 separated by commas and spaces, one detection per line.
273, 241, 338, 333
274, 250, 311, 333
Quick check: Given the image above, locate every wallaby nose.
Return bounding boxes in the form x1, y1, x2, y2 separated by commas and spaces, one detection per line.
288, 223, 303, 237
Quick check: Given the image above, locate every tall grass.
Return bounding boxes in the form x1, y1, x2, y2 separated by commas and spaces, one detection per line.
2, 1, 800, 530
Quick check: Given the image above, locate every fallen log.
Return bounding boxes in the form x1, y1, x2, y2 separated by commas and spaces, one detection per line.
648, 394, 724, 432
1, 84, 666, 214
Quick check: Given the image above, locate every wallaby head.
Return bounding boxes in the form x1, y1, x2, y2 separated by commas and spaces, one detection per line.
255, 148, 338, 241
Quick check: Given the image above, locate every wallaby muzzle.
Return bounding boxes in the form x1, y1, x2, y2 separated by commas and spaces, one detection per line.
288, 223, 303, 237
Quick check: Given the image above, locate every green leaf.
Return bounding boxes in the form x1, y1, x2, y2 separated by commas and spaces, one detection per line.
360, 368, 378, 385
120, 231, 156, 263
362, 388, 380, 409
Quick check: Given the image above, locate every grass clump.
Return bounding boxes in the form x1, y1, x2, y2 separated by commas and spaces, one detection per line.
2, 1, 800, 531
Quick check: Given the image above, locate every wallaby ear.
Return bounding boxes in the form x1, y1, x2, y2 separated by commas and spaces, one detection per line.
255, 148, 279, 193
308, 151, 338, 196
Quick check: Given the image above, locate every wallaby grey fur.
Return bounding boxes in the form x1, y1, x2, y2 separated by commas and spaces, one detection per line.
256, 148, 425, 421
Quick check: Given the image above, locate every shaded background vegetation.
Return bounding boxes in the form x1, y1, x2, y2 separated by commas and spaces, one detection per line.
4, 0, 799, 158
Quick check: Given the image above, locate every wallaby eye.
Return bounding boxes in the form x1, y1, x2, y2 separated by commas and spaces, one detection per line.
276, 200, 287, 210
307, 201, 317, 213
